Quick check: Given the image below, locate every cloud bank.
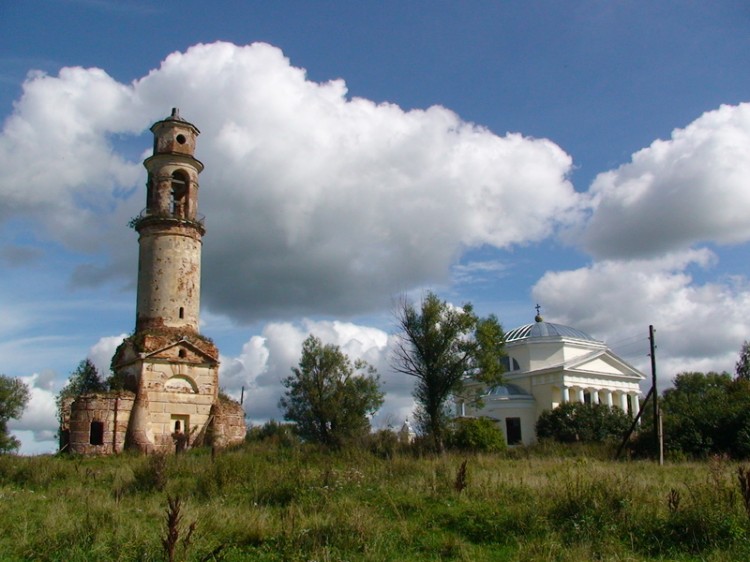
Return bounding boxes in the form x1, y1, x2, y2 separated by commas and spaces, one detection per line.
544, 103, 750, 381
0, 41, 580, 322
580, 103, 750, 259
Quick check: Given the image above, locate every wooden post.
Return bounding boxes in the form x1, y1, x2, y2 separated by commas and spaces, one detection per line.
649, 325, 663, 466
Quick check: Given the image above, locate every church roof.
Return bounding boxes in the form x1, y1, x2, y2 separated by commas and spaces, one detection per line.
504, 310, 601, 344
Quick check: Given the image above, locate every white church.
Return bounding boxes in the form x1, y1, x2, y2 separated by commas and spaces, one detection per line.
458, 309, 645, 446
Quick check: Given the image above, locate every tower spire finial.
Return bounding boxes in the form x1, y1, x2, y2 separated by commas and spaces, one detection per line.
535, 304, 543, 323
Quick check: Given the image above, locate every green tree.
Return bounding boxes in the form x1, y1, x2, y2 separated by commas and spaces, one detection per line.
536, 403, 631, 443
392, 292, 506, 452
279, 335, 384, 448
447, 417, 507, 453
0, 375, 30, 453
658, 371, 750, 458
56, 359, 107, 421
735, 341, 750, 381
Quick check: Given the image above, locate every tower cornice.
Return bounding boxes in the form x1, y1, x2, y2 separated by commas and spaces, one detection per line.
143, 152, 204, 173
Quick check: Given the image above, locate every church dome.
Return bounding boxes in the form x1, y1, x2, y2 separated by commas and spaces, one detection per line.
504, 315, 600, 344
485, 383, 533, 398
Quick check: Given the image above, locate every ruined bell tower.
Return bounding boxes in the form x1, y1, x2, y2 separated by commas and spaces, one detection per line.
102, 109, 245, 454
61, 110, 246, 455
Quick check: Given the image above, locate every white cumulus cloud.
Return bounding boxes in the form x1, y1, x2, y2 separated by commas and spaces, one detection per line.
580, 103, 750, 259
533, 249, 750, 382
0, 41, 580, 323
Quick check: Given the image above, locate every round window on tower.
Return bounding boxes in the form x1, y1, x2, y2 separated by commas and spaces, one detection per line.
176, 134, 186, 145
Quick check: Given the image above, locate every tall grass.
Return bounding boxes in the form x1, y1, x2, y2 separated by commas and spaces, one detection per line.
0, 443, 749, 560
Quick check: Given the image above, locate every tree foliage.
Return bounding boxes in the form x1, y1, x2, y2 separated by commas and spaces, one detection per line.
658, 371, 750, 458
736, 340, 750, 381
279, 335, 384, 448
536, 403, 631, 443
392, 292, 506, 451
0, 375, 30, 453
56, 359, 107, 421
60, 359, 106, 397
446, 417, 507, 453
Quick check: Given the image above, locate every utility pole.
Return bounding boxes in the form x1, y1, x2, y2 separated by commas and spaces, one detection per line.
649, 325, 664, 465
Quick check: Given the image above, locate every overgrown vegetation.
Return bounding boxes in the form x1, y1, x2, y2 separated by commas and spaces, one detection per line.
633, 371, 750, 459
446, 417, 507, 453
392, 292, 506, 452
0, 374, 30, 453
536, 402, 632, 443
279, 334, 384, 449
2, 442, 750, 560
56, 359, 108, 422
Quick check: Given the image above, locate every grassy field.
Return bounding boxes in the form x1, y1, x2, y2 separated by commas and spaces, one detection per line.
1, 442, 749, 561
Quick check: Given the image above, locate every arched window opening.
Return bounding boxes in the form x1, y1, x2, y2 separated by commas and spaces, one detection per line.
90, 421, 104, 446
178, 349, 187, 358
170, 170, 189, 219
146, 173, 155, 210
179, 307, 185, 319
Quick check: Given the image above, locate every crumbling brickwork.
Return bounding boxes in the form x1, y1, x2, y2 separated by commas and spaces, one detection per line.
61, 393, 135, 455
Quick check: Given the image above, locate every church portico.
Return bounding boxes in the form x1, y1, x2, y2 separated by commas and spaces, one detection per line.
462, 310, 646, 444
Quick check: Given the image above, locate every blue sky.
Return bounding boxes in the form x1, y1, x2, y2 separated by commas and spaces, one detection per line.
1, 1, 749, 453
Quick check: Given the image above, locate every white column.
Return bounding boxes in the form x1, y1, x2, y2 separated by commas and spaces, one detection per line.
591, 390, 600, 405
577, 388, 585, 404
619, 392, 629, 411
606, 391, 613, 407
630, 394, 640, 417
562, 386, 570, 403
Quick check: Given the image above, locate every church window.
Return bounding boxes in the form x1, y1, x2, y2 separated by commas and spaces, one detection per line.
170, 171, 189, 219
505, 417, 522, 445
176, 134, 186, 145
178, 349, 186, 358
500, 356, 521, 372
179, 307, 184, 319
89, 421, 104, 446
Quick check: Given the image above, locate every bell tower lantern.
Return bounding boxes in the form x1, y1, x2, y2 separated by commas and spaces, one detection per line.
135, 108, 205, 333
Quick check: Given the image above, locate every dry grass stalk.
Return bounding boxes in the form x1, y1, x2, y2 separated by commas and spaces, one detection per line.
667, 488, 680, 513
454, 459, 468, 493
162, 495, 196, 562
737, 465, 750, 519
